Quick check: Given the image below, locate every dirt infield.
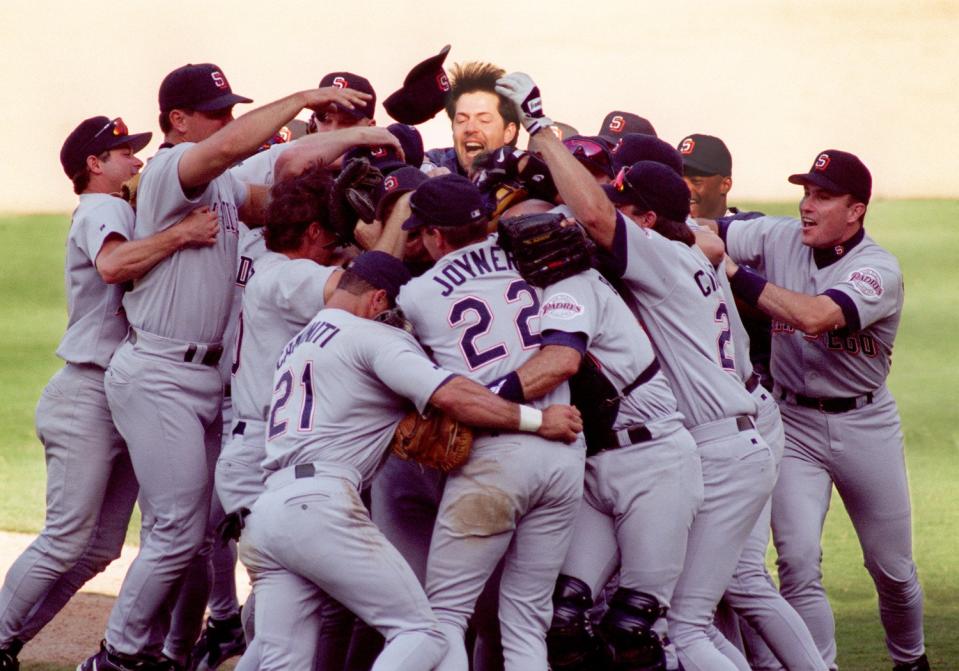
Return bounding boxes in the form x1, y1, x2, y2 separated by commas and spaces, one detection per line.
0, 531, 249, 669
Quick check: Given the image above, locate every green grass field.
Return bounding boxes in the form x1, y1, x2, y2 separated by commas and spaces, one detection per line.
2, 202, 958, 670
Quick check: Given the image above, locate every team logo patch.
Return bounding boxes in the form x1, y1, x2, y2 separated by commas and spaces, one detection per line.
848, 267, 883, 297
371, 146, 387, 158
470, 208, 482, 219
527, 97, 542, 114
608, 115, 625, 133
384, 175, 399, 192
332, 76, 349, 89
679, 137, 695, 155
541, 293, 585, 320
814, 152, 831, 171
211, 70, 228, 89
436, 73, 451, 91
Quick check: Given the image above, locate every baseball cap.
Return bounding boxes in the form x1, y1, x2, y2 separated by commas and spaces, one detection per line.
159, 63, 252, 113
344, 123, 425, 175
788, 149, 872, 204
374, 166, 429, 221
319, 72, 376, 120
384, 45, 452, 125
402, 173, 489, 230
598, 111, 657, 142
603, 161, 691, 222
348, 251, 412, 303
60, 116, 152, 179
678, 134, 732, 176
611, 133, 684, 176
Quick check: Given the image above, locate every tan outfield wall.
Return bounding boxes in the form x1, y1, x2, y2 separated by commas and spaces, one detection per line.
1, 0, 956, 213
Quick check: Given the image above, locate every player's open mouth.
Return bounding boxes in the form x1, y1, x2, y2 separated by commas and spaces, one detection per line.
801, 218, 816, 228
465, 142, 484, 156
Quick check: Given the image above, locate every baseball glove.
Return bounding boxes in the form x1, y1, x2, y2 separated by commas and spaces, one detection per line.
389, 407, 473, 472
329, 157, 384, 245
497, 212, 594, 287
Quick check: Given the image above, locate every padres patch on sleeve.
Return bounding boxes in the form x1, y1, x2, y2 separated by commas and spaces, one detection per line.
848, 268, 884, 297
541, 293, 585, 320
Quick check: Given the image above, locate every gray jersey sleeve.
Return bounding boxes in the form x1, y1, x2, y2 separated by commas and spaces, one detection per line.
229, 143, 292, 185
722, 216, 794, 272
55, 194, 134, 368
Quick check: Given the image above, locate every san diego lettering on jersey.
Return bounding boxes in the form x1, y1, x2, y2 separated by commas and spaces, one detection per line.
432, 240, 516, 297
276, 320, 340, 369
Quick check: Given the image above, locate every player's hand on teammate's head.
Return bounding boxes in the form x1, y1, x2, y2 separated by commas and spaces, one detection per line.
305, 86, 373, 115
538, 404, 583, 443
175, 206, 219, 247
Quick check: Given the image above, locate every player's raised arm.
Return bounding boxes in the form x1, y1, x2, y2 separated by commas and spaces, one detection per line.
495, 72, 618, 249
175, 84, 371, 190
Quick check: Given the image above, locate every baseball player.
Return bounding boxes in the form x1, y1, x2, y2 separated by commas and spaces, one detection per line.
512, 71, 776, 671
395, 174, 586, 671
77, 64, 373, 671
718, 150, 927, 671
422, 62, 520, 175
0, 116, 217, 671
674, 134, 825, 670
491, 206, 705, 668
236, 251, 582, 670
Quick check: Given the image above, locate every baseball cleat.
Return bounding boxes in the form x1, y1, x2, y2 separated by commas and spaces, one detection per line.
893, 654, 930, 671
188, 614, 246, 671
0, 648, 19, 671
76, 641, 156, 671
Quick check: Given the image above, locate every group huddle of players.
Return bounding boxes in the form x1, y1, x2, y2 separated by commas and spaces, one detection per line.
0, 46, 930, 671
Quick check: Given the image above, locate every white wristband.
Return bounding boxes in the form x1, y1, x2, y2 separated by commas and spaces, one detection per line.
518, 405, 543, 432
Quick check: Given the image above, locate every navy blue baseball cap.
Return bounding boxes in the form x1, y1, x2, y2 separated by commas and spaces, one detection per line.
678, 134, 732, 176
319, 72, 376, 120
603, 161, 691, 222
402, 173, 489, 230
159, 63, 252, 113
374, 166, 429, 221
384, 45, 452, 125
598, 111, 657, 142
60, 116, 152, 178
788, 149, 872, 205
611, 133, 684, 176
348, 251, 411, 302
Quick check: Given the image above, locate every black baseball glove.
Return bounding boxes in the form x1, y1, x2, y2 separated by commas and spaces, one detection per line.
329, 157, 384, 245
497, 212, 594, 287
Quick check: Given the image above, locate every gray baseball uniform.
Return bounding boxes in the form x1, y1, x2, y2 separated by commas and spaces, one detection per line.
103, 142, 246, 658
0, 195, 138, 649
603, 212, 776, 671
723, 216, 924, 668
237, 308, 454, 671
398, 234, 586, 671
537, 269, 703, 607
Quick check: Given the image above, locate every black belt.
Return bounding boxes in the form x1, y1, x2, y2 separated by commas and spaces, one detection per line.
232, 421, 246, 436
295, 463, 316, 479
780, 389, 875, 414
745, 372, 761, 393
593, 424, 655, 454
184, 343, 223, 366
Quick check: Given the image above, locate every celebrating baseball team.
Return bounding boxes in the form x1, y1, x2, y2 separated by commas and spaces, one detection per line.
0, 43, 928, 671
